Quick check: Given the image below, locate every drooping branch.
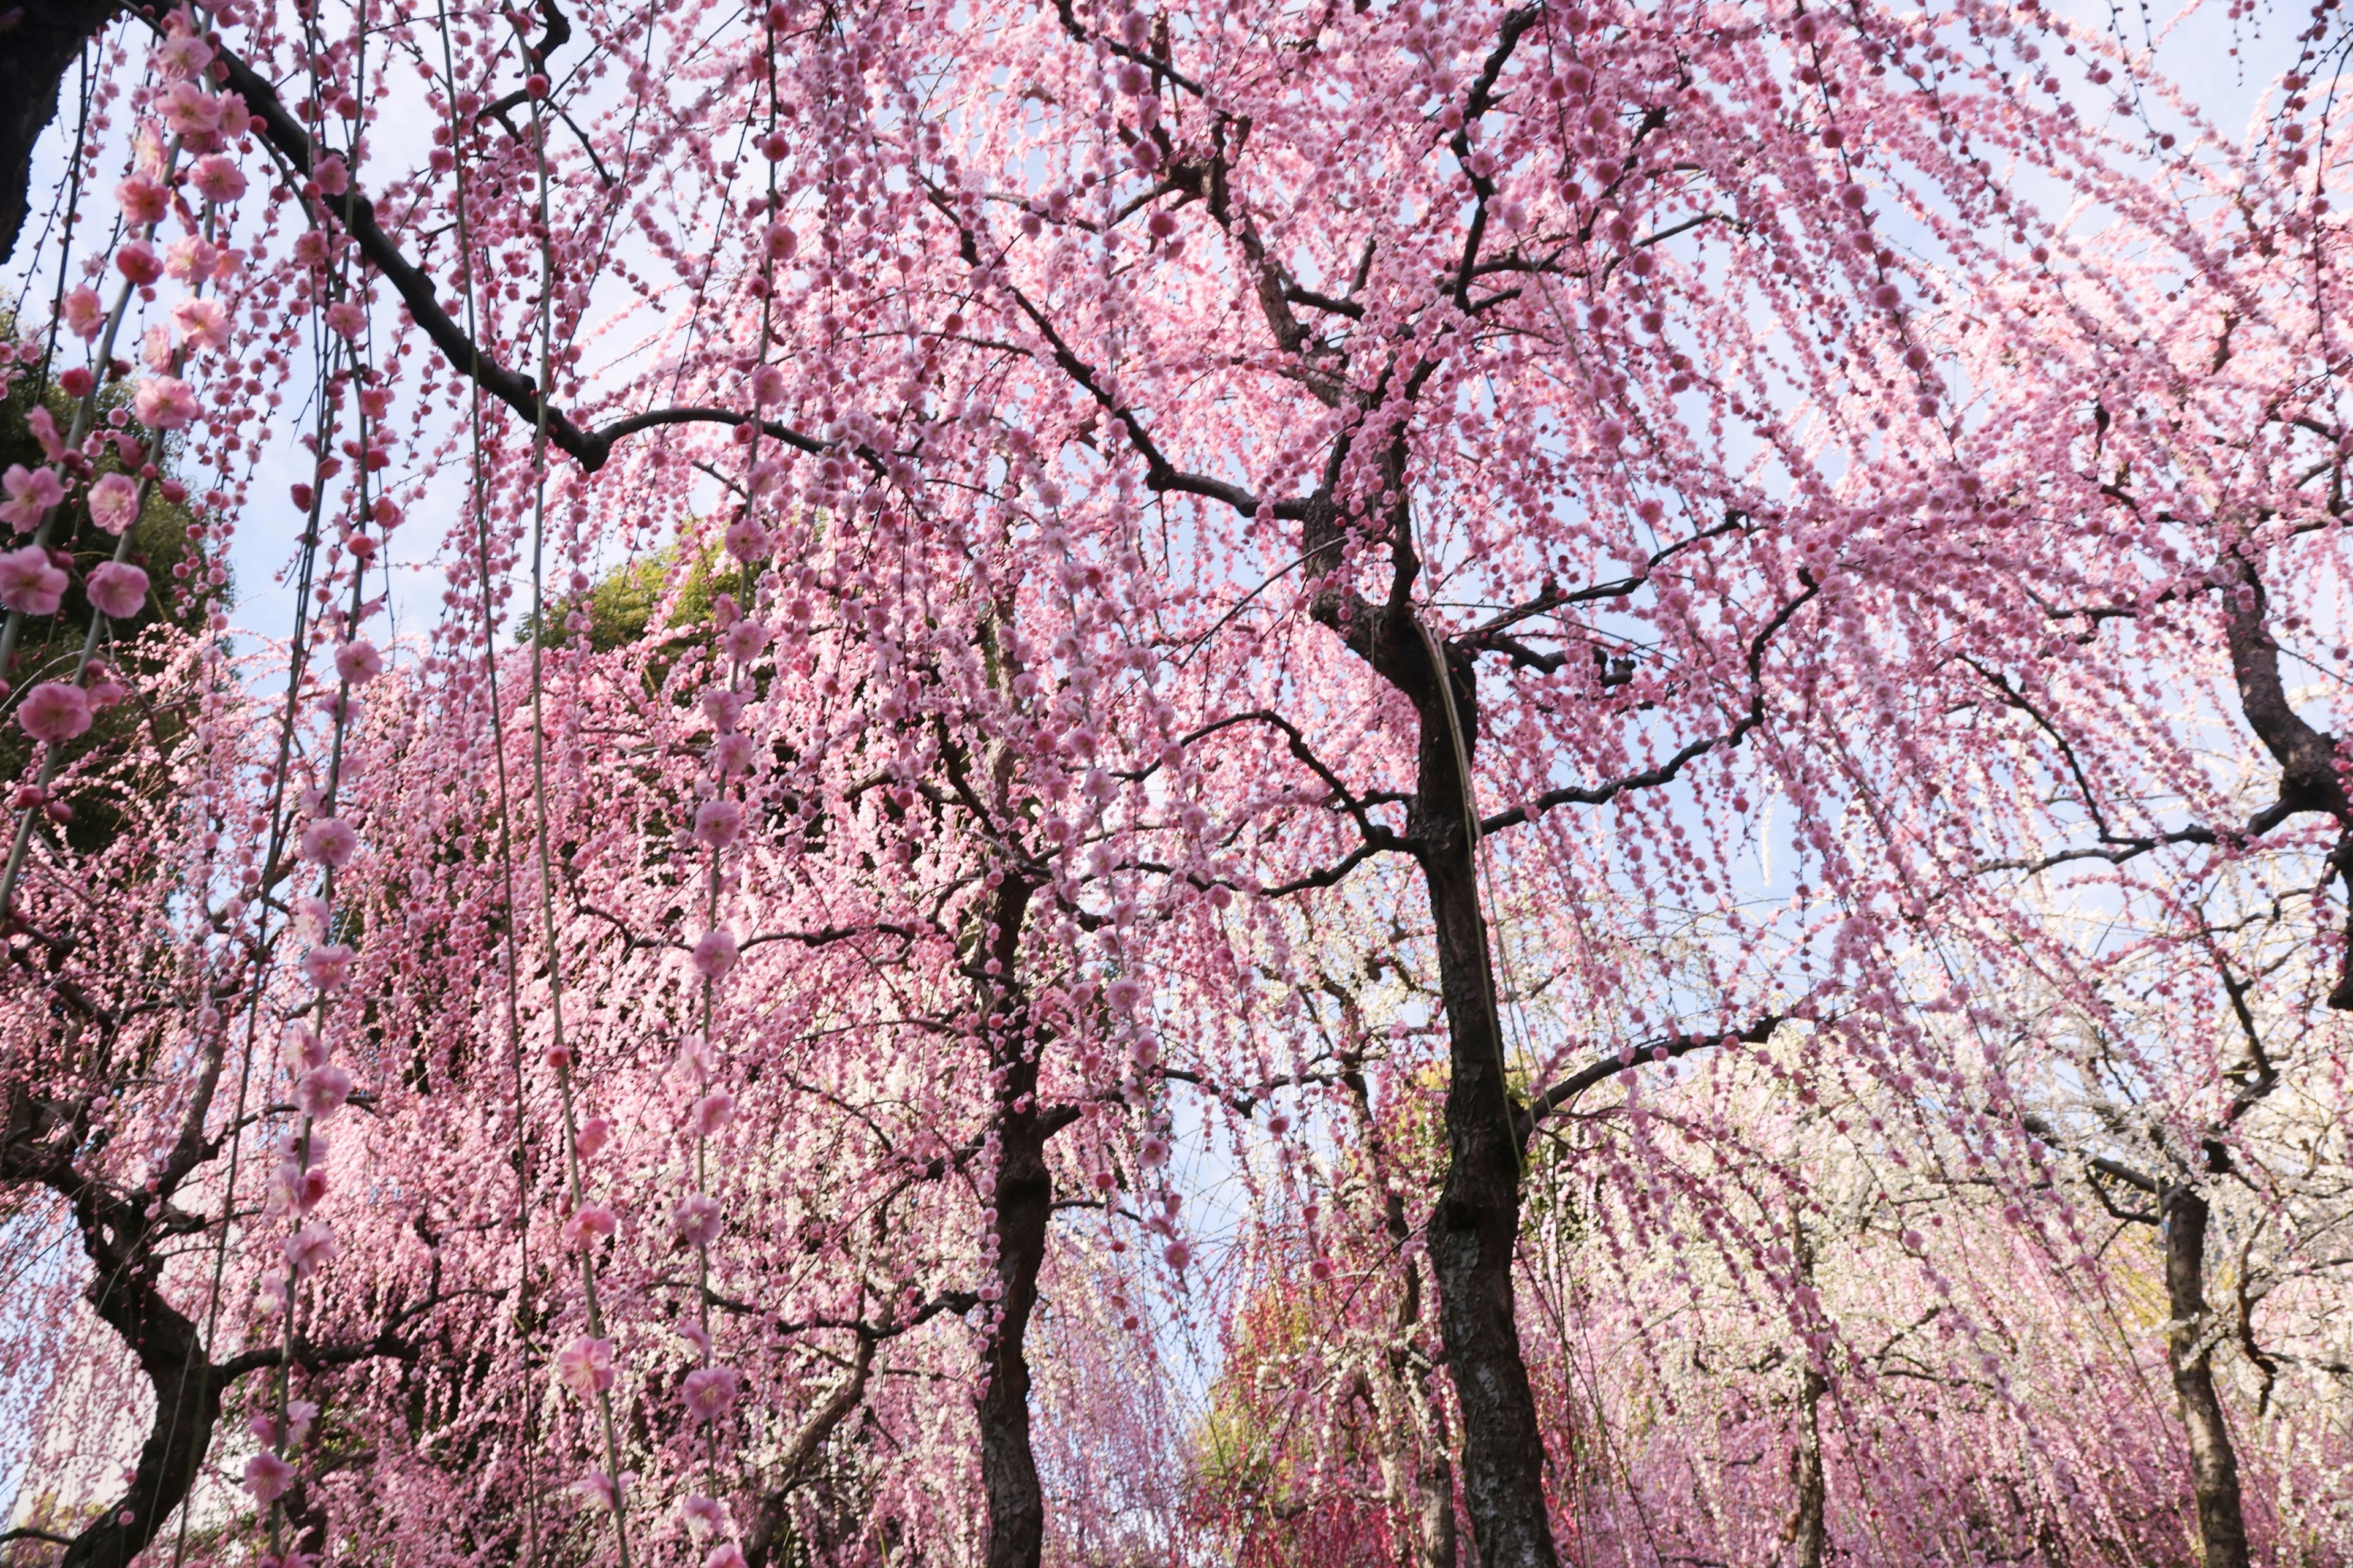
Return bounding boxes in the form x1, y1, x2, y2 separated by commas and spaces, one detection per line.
195, 32, 830, 475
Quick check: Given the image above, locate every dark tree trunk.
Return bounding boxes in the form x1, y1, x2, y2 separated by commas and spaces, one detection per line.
0, 2, 119, 265
1409, 643, 1559, 1568
2164, 1187, 2249, 1568
59, 1270, 223, 1568
976, 874, 1050, 1568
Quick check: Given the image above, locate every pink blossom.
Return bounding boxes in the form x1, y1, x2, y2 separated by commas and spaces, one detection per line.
692, 1091, 736, 1135
701, 689, 745, 733
116, 241, 164, 286
692, 799, 743, 849
303, 943, 354, 991
61, 287, 103, 341
142, 324, 173, 371
1105, 975, 1144, 1013
713, 732, 757, 775
763, 221, 798, 260
1163, 1240, 1191, 1270
690, 929, 738, 980
189, 154, 248, 204
705, 1545, 748, 1568
681, 1365, 740, 1422
301, 817, 359, 868
86, 472, 140, 536
24, 407, 62, 462
162, 81, 224, 137
675, 1192, 721, 1248
172, 297, 229, 351
563, 1203, 617, 1249
335, 640, 383, 684
750, 364, 786, 404
573, 1472, 623, 1512
133, 376, 200, 430
115, 175, 168, 225
294, 1064, 352, 1121
576, 1115, 613, 1158
2, 467, 64, 532
244, 1451, 295, 1502
282, 1023, 327, 1072
86, 562, 150, 619
313, 154, 350, 196
723, 518, 770, 563
325, 301, 366, 341
681, 1495, 726, 1537
0, 541, 65, 607
555, 1335, 615, 1396
284, 1399, 317, 1447
17, 683, 90, 743
165, 234, 220, 284
722, 619, 771, 664
283, 1222, 336, 1279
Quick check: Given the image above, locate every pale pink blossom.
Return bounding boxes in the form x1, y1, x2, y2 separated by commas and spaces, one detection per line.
115, 176, 168, 225
723, 518, 770, 563
86, 472, 140, 536
692, 1091, 736, 1135
692, 799, 743, 849
574, 1472, 623, 1512
294, 1064, 352, 1121
0, 543, 64, 612
162, 81, 224, 137
1, 468, 64, 532
335, 640, 383, 684
705, 1544, 748, 1568
690, 929, 738, 980
303, 943, 354, 991
713, 732, 757, 775
680, 1495, 725, 1538
722, 619, 771, 664
324, 301, 366, 341
244, 1452, 295, 1502
563, 1203, 616, 1249
675, 1192, 722, 1248
576, 1114, 613, 1158
301, 817, 359, 868
313, 154, 350, 196
189, 154, 248, 204
133, 376, 200, 430
172, 296, 229, 352
681, 1365, 740, 1422
700, 689, 745, 733
165, 235, 220, 284
283, 1222, 336, 1279
762, 221, 798, 260
17, 683, 90, 743
61, 288, 103, 342
555, 1335, 615, 1396
24, 407, 62, 462
282, 1023, 327, 1072
86, 562, 150, 619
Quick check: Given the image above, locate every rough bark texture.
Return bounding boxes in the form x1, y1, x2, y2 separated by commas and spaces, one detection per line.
0, 1, 118, 265
977, 874, 1050, 1568
2164, 1187, 2250, 1568
1409, 644, 1559, 1568
4, 1087, 223, 1568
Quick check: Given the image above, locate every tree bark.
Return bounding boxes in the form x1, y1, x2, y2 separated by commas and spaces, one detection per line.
1409, 642, 1559, 1568
0, 2, 119, 265
2164, 1187, 2249, 1568
976, 874, 1050, 1568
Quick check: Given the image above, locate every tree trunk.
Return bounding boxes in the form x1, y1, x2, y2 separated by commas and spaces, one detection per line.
2164, 1187, 2249, 1568
0, 2, 120, 264
1787, 1358, 1828, 1568
976, 874, 1050, 1568
1411, 645, 1559, 1568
